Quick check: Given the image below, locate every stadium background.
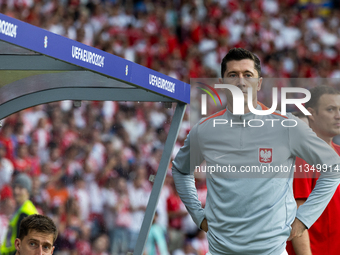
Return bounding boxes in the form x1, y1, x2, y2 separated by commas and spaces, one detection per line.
1, 0, 340, 254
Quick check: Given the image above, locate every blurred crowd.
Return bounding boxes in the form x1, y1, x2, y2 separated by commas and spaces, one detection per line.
0, 101, 203, 255
1, 0, 340, 81
1, 0, 340, 254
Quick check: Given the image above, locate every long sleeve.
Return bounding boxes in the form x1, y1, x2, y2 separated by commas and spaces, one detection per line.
172, 124, 205, 228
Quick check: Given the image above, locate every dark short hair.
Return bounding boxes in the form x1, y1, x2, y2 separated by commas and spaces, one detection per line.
305, 86, 339, 111
221, 48, 261, 78
18, 214, 58, 243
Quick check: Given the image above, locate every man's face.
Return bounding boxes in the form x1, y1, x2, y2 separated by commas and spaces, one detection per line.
15, 230, 55, 255
309, 94, 340, 138
222, 59, 262, 109
13, 185, 29, 205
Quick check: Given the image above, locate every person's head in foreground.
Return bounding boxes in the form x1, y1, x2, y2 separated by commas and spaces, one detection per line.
220, 48, 263, 112
15, 214, 58, 255
305, 86, 340, 143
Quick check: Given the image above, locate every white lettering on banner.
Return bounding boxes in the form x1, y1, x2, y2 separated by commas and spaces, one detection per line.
71, 46, 105, 68
148, 74, 176, 93
0, 19, 17, 38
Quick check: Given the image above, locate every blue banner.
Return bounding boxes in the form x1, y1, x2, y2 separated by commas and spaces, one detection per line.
0, 13, 190, 103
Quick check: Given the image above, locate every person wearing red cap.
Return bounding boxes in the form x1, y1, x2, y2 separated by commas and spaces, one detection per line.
0, 186, 15, 249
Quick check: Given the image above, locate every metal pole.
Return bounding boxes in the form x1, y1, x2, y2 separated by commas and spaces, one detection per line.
133, 102, 186, 255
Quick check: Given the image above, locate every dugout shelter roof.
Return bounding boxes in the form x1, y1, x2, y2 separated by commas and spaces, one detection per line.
0, 13, 190, 120
0, 13, 188, 255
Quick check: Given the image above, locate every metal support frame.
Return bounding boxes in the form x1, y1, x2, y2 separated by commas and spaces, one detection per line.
0, 55, 83, 70
133, 102, 186, 255
0, 87, 173, 120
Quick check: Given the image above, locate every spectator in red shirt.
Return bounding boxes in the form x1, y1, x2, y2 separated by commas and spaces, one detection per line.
47, 143, 63, 175
13, 143, 32, 174
0, 185, 15, 246
287, 86, 340, 255
28, 142, 41, 176
167, 177, 188, 253
61, 116, 79, 152
0, 123, 15, 161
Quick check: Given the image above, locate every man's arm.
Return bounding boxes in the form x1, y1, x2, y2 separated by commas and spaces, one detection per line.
295, 177, 339, 228
172, 124, 205, 229
172, 168, 206, 229
288, 217, 307, 241
290, 199, 312, 255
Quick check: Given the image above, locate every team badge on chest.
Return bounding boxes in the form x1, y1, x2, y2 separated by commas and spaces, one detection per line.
259, 148, 273, 163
